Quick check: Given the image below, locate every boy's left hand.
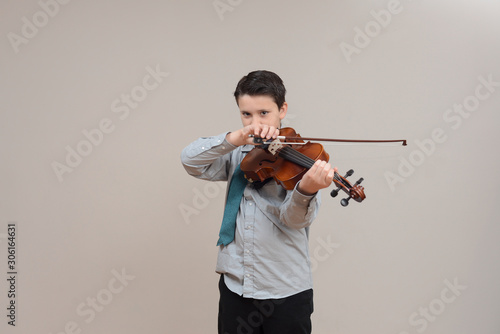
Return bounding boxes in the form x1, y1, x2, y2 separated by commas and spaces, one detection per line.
297, 160, 336, 196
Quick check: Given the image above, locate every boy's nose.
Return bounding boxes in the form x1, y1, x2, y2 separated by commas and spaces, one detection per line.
251, 119, 261, 127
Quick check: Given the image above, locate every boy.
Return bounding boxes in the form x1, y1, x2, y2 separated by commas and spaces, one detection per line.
181, 70, 335, 333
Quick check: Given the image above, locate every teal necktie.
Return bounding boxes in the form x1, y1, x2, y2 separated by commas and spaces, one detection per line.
217, 164, 247, 246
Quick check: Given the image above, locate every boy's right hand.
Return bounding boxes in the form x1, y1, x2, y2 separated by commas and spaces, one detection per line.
226, 124, 280, 147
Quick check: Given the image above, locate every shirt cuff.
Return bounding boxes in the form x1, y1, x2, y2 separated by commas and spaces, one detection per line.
292, 181, 317, 204
185, 132, 237, 158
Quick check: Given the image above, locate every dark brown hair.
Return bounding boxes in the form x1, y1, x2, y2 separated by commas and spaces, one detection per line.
234, 70, 286, 108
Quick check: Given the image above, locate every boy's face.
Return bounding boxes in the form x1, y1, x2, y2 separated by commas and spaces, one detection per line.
237, 94, 288, 129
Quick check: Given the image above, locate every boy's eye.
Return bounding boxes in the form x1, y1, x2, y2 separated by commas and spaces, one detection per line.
260, 111, 268, 116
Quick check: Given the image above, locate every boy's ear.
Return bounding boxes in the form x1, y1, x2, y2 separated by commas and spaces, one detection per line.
279, 102, 288, 120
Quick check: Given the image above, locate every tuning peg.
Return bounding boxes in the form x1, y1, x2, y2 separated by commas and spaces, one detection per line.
354, 178, 364, 186
341, 197, 351, 206
345, 169, 354, 178
330, 187, 340, 197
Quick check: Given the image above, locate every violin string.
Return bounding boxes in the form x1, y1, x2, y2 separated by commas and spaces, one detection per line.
292, 150, 316, 168
278, 146, 303, 164
333, 171, 352, 189
279, 146, 315, 169
278, 149, 312, 169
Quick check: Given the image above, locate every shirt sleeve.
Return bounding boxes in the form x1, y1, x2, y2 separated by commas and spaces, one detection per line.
180, 133, 238, 182
279, 181, 322, 230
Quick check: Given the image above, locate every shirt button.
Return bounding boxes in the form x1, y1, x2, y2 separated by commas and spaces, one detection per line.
245, 274, 251, 278
221, 146, 226, 149
245, 250, 250, 254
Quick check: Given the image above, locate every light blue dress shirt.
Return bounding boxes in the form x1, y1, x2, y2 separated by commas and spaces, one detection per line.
181, 132, 321, 299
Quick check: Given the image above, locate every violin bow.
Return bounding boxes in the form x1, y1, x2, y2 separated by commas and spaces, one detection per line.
250, 134, 407, 146
278, 135, 407, 146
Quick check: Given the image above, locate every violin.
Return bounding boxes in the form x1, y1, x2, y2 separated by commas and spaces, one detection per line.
240, 127, 367, 207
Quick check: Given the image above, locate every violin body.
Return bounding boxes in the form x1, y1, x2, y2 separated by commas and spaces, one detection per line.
240, 127, 366, 206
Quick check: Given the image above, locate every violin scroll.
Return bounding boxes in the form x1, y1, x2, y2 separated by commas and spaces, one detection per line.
330, 169, 365, 206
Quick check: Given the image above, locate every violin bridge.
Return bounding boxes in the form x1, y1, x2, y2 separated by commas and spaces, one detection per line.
268, 139, 283, 155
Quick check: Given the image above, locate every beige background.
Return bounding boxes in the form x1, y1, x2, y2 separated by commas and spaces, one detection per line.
1, 0, 500, 333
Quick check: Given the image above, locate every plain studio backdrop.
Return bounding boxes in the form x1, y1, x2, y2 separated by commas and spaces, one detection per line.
1, 0, 499, 333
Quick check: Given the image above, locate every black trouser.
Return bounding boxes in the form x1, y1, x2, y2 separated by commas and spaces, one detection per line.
218, 275, 313, 334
